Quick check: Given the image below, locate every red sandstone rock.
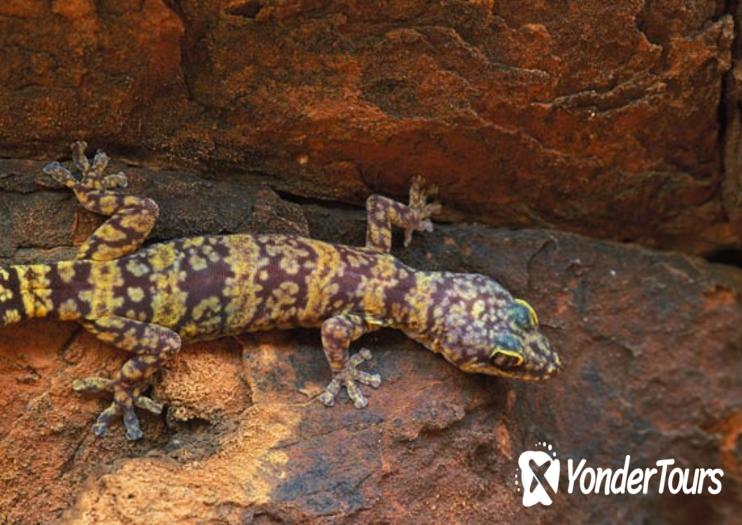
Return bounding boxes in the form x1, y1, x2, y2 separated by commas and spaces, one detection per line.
0, 0, 738, 254
0, 221, 739, 524
0, 1, 740, 522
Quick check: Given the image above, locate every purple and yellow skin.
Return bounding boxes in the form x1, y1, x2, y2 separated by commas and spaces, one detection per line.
0, 142, 561, 440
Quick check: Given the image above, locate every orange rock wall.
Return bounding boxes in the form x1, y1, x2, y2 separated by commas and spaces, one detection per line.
0, 0, 739, 253
0, 1, 740, 524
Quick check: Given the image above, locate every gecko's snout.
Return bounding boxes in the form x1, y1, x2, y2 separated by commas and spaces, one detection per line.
518, 337, 562, 381
520, 344, 564, 381
541, 352, 563, 379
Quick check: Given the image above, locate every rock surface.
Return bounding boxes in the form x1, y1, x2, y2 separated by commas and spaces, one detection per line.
0, 1, 741, 523
0, 161, 740, 524
0, 0, 739, 254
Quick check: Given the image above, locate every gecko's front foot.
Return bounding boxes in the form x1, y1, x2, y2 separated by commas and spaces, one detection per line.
73, 376, 163, 440
405, 176, 441, 247
319, 349, 381, 409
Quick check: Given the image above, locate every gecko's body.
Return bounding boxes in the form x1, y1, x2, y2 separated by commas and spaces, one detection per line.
0, 143, 561, 440
9, 234, 461, 345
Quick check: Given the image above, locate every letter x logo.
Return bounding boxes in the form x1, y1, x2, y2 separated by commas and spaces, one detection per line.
518, 449, 560, 507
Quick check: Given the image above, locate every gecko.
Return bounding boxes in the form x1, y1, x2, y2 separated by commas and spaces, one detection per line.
0, 142, 561, 440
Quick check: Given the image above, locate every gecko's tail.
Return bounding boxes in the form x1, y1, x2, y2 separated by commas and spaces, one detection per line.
2, 261, 96, 325
0, 262, 69, 325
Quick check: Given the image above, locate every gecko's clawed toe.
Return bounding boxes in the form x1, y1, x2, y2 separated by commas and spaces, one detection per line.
122, 407, 144, 441
349, 348, 372, 367
73, 376, 113, 394
42, 161, 76, 187
90, 397, 144, 440
91, 422, 108, 438
71, 141, 90, 173
91, 401, 119, 438
91, 150, 110, 177
91, 403, 143, 440
319, 378, 341, 407
134, 396, 163, 415
61, 141, 126, 190
345, 377, 368, 409
353, 370, 382, 388
102, 171, 128, 189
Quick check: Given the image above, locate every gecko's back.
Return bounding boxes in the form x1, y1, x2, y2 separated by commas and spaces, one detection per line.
89, 233, 408, 341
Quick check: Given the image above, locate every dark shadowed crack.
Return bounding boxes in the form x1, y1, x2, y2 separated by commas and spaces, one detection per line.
227, 1, 265, 19
718, 0, 741, 266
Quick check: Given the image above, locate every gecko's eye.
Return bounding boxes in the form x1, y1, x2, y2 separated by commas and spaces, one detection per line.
491, 350, 523, 369
490, 333, 524, 369
509, 299, 538, 330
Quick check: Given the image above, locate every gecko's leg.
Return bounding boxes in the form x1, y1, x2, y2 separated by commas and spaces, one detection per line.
77, 316, 181, 440
365, 175, 441, 253
43, 141, 158, 262
318, 314, 382, 409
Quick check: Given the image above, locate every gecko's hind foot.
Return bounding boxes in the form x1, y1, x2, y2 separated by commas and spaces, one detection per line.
405, 176, 442, 247
319, 348, 382, 409
73, 376, 163, 440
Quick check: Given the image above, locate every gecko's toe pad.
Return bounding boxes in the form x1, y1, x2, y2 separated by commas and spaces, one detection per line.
350, 389, 368, 409
123, 408, 144, 441
90, 401, 119, 438
91, 421, 108, 438
318, 389, 337, 407
358, 372, 381, 388
135, 396, 163, 415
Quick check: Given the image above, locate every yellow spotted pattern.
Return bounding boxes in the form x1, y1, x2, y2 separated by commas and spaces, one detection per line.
223, 235, 266, 331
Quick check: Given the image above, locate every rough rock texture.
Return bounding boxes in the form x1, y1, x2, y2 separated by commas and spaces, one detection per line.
0, 162, 740, 524
0, 0, 739, 254
1, 1, 741, 523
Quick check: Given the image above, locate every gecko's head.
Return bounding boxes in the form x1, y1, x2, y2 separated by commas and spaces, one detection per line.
435, 274, 561, 381
0, 267, 24, 327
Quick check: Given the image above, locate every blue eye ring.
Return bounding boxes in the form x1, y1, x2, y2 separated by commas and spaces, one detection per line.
511, 299, 539, 329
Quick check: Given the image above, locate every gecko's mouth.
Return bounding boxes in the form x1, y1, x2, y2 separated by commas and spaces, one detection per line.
498, 348, 563, 381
